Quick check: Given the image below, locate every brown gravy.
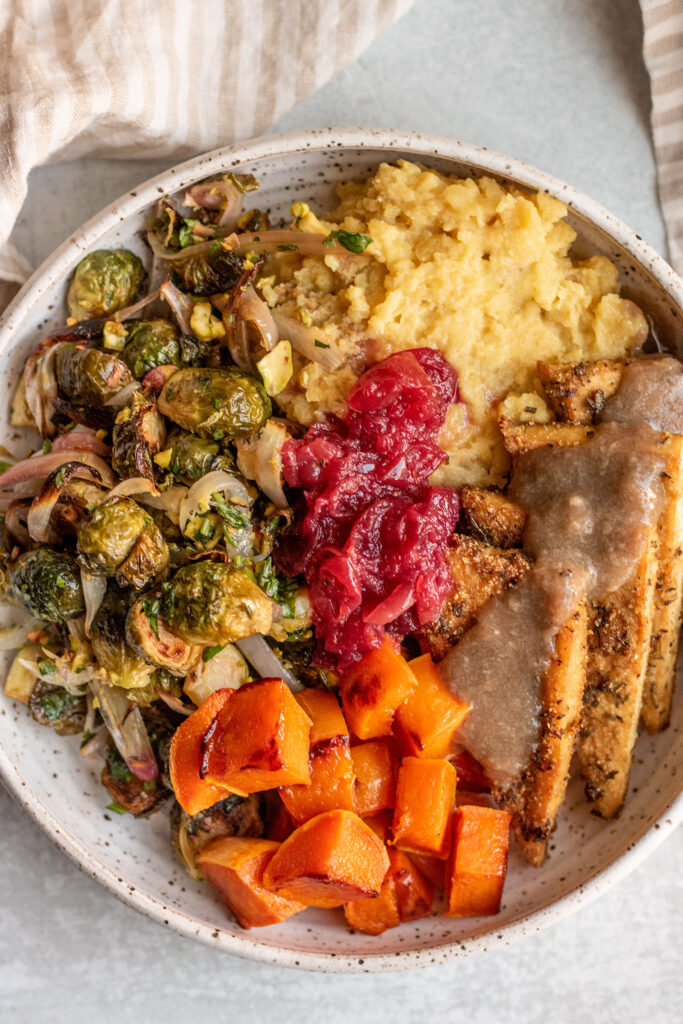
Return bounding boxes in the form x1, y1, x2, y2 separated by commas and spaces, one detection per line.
438, 361, 677, 789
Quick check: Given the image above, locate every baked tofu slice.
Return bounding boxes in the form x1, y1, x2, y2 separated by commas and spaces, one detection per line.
421, 536, 532, 661
578, 531, 659, 818
503, 604, 588, 866
499, 420, 593, 457
460, 486, 527, 549
536, 359, 624, 424
641, 433, 683, 733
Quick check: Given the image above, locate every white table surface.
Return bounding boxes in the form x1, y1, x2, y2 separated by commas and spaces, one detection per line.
2, 1, 681, 1021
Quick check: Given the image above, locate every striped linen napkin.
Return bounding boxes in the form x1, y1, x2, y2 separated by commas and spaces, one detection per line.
642, 0, 683, 273
0, 0, 415, 300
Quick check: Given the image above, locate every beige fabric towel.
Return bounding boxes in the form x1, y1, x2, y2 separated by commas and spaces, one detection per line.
0, 0, 415, 291
642, 0, 683, 272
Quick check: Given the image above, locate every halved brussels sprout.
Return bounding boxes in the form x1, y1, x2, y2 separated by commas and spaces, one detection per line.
11, 548, 85, 623
171, 794, 263, 879
77, 496, 169, 589
29, 680, 87, 735
90, 586, 155, 690
160, 561, 273, 645
158, 368, 271, 441
126, 593, 202, 676
102, 743, 167, 816
183, 642, 249, 706
122, 319, 182, 380
54, 343, 136, 406
180, 248, 245, 297
112, 392, 166, 481
67, 249, 146, 321
161, 431, 236, 484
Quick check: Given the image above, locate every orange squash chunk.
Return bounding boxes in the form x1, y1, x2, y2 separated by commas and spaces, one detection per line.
340, 640, 418, 739
351, 739, 396, 816
445, 805, 511, 918
169, 688, 234, 814
280, 738, 356, 824
392, 757, 457, 858
295, 688, 347, 745
409, 852, 445, 892
202, 678, 312, 794
263, 809, 390, 909
197, 837, 305, 928
394, 654, 470, 759
281, 690, 356, 824
389, 849, 434, 922
362, 809, 393, 842
344, 870, 400, 935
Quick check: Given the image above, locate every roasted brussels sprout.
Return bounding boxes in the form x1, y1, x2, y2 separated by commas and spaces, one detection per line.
180, 248, 245, 297
90, 586, 155, 690
183, 642, 249, 706
160, 562, 273, 645
67, 249, 146, 321
29, 680, 87, 735
122, 319, 182, 380
171, 794, 263, 879
126, 592, 202, 676
102, 743, 167, 816
112, 392, 166, 481
77, 496, 169, 589
11, 548, 85, 623
158, 368, 271, 441
54, 343, 136, 406
162, 430, 236, 484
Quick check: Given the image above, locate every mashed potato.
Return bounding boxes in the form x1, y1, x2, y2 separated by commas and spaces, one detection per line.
268, 160, 647, 486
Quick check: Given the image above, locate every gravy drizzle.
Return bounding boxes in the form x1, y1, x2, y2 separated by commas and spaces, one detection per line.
438, 358, 679, 788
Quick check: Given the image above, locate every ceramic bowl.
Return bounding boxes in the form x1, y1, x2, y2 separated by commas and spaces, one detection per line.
0, 128, 681, 972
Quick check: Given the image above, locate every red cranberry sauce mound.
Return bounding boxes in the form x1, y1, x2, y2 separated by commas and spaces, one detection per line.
276, 348, 461, 673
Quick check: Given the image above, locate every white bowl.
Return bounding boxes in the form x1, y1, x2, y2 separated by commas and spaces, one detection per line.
1, 128, 681, 972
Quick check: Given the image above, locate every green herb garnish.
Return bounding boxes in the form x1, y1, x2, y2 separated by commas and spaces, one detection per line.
106, 801, 128, 815
37, 657, 57, 677
202, 644, 225, 662
141, 596, 160, 638
323, 229, 373, 253
314, 339, 330, 348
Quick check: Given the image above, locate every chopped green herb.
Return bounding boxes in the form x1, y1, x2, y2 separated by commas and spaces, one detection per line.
37, 657, 57, 677
314, 339, 330, 349
79, 730, 95, 748
38, 689, 76, 723
324, 229, 373, 254
202, 644, 225, 662
56, 577, 66, 589
54, 468, 66, 488
213, 397, 221, 409
42, 439, 53, 454
106, 801, 128, 815
106, 745, 133, 782
255, 555, 297, 616
212, 492, 248, 530
277, 243, 299, 252
179, 219, 201, 248
141, 596, 160, 638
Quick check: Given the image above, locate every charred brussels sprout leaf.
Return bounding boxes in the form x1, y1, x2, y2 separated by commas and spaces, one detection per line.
77, 495, 169, 589
67, 249, 146, 321
122, 319, 182, 380
160, 562, 273, 645
126, 592, 202, 676
158, 368, 271, 441
11, 548, 85, 623
54, 343, 136, 406
164, 430, 235, 484
179, 249, 245, 297
90, 586, 155, 690
29, 680, 87, 736
112, 392, 166, 481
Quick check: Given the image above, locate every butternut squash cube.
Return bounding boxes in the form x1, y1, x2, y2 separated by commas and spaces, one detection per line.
340, 640, 418, 739
202, 678, 312, 793
351, 739, 396, 816
394, 654, 470, 758
445, 805, 511, 918
392, 757, 457, 858
169, 688, 235, 814
389, 849, 434, 922
344, 870, 400, 935
198, 837, 305, 928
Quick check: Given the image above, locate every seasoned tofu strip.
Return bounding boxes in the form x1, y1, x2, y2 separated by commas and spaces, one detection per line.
460, 486, 526, 549
578, 533, 659, 817
641, 433, 683, 733
498, 420, 593, 456
504, 604, 588, 867
536, 359, 624, 424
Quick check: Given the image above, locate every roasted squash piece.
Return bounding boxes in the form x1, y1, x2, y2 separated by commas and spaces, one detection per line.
340, 640, 418, 739
262, 809, 390, 909
169, 688, 235, 814
394, 654, 470, 759
202, 678, 312, 794
281, 689, 355, 824
197, 836, 305, 928
460, 486, 526, 549
389, 849, 434, 922
344, 870, 400, 935
351, 739, 396, 817
392, 757, 457, 858
445, 805, 511, 918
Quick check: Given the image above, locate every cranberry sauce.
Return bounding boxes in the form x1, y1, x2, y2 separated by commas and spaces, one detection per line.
276, 349, 461, 673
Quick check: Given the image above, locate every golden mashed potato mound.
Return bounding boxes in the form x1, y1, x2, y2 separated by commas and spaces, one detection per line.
268, 160, 647, 486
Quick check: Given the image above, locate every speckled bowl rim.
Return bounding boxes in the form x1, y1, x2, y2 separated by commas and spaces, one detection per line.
1, 127, 682, 972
